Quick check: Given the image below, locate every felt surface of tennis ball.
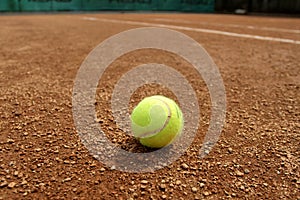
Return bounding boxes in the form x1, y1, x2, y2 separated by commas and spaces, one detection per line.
131, 95, 184, 148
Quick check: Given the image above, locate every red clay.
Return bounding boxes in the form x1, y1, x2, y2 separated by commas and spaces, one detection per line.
0, 13, 299, 199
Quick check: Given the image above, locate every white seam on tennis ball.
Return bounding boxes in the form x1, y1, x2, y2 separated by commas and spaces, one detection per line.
136, 97, 172, 139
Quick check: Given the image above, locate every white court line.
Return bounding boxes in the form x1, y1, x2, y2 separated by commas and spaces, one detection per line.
82, 17, 300, 45
83, 17, 98, 21
153, 18, 300, 34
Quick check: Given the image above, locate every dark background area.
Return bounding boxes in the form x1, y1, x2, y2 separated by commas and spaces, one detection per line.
215, 0, 300, 14
0, 0, 299, 14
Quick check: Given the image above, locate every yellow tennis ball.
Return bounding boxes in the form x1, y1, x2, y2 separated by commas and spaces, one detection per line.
130, 95, 184, 148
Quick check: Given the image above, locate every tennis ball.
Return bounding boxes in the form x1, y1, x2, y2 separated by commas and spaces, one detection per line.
130, 95, 184, 148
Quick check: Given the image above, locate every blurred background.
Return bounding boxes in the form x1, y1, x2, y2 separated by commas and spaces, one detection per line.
0, 0, 299, 15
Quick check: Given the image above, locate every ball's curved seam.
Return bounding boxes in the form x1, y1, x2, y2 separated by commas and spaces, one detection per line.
137, 97, 172, 138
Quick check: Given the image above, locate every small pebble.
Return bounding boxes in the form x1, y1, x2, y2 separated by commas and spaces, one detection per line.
192, 187, 198, 193
62, 178, 71, 182
175, 180, 181, 185
160, 184, 166, 191
110, 165, 116, 170
0, 181, 8, 188
236, 171, 244, 177
100, 168, 106, 172
181, 163, 189, 169
8, 182, 16, 188
203, 191, 209, 196
21, 180, 27, 185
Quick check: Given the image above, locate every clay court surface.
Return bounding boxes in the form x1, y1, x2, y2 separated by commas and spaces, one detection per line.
0, 13, 299, 199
